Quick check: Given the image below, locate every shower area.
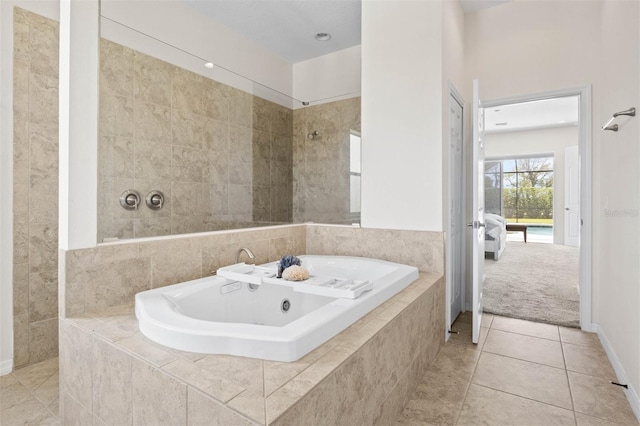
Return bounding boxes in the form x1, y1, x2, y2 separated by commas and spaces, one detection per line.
11, 6, 361, 368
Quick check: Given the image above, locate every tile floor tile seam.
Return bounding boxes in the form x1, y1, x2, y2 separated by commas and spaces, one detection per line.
28, 369, 58, 395
480, 348, 569, 372
11, 362, 59, 396
566, 371, 639, 425
452, 335, 484, 426
473, 350, 576, 410
560, 343, 619, 381
467, 382, 579, 414
487, 326, 562, 343
558, 337, 579, 424
6, 372, 61, 421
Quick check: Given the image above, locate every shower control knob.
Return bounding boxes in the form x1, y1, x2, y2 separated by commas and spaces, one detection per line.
146, 190, 165, 210
119, 190, 141, 211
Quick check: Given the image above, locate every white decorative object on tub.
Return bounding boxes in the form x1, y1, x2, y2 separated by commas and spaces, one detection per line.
216, 263, 276, 284
281, 265, 309, 281
216, 260, 374, 299
135, 255, 419, 362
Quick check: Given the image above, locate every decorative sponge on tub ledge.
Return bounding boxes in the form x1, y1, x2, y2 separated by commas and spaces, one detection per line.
216, 262, 373, 299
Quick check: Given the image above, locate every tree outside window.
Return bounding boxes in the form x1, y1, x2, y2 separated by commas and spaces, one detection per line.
503, 157, 554, 223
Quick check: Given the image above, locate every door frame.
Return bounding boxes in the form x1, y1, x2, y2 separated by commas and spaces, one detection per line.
446, 82, 466, 337
482, 85, 593, 331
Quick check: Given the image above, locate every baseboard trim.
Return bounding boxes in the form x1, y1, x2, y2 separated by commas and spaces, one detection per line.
0, 358, 13, 376
594, 324, 640, 422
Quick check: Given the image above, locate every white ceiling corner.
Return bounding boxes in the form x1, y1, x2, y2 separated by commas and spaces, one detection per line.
182, 0, 362, 63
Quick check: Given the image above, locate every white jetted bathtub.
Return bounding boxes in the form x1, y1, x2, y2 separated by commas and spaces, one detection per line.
135, 255, 419, 362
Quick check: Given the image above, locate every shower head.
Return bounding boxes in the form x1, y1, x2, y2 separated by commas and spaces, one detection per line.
307, 131, 319, 140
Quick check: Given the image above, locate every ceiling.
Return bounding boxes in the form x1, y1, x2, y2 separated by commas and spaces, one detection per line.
183, 0, 510, 64
183, 0, 361, 63
484, 96, 580, 133
182, 0, 567, 131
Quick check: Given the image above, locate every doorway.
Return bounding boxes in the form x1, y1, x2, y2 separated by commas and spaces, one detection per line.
478, 87, 592, 330
447, 85, 465, 330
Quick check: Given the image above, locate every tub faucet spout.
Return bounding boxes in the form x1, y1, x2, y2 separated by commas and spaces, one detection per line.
237, 247, 255, 264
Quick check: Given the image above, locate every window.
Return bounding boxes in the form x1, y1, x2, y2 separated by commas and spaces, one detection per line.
485, 156, 554, 224
485, 161, 503, 215
350, 132, 361, 215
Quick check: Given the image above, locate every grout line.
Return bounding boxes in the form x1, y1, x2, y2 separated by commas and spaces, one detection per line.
471, 383, 577, 414
452, 341, 484, 425
559, 331, 579, 425
488, 326, 561, 343
480, 348, 566, 371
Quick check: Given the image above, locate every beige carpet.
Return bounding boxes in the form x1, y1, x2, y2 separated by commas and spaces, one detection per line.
483, 242, 580, 328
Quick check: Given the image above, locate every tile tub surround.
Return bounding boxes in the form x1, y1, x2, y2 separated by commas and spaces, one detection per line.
59, 272, 445, 425
60, 224, 306, 317
12, 7, 60, 368
306, 224, 446, 275
61, 224, 444, 318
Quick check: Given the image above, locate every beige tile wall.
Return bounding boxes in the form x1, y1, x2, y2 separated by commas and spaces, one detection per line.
61, 224, 444, 318
59, 272, 445, 425
12, 7, 60, 368
61, 225, 306, 317
293, 98, 361, 225
59, 223, 446, 423
98, 39, 294, 241
306, 224, 446, 274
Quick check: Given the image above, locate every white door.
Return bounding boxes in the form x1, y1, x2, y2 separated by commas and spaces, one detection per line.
471, 80, 485, 344
449, 93, 464, 325
564, 146, 580, 247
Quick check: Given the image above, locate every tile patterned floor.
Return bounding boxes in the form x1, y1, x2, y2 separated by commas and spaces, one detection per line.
0, 357, 60, 425
396, 313, 639, 426
1, 315, 638, 426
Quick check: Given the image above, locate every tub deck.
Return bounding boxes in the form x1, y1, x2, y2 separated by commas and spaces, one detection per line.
60, 272, 445, 425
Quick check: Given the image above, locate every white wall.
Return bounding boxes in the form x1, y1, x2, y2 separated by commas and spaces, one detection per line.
361, 0, 444, 231
485, 126, 579, 244
442, 0, 466, 230
463, 0, 602, 317
598, 0, 640, 412
466, 2, 640, 416
0, 0, 59, 375
293, 45, 361, 108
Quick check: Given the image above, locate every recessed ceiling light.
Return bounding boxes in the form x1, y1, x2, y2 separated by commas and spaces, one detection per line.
494, 109, 501, 112
558, 120, 567, 123
495, 122, 508, 126
204, 62, 214, 69
315, 33, 331, 41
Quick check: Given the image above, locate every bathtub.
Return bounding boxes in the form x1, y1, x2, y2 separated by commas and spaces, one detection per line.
135, 255, 419, 362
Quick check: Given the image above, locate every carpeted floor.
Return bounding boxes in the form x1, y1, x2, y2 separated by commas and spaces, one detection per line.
483, 242, 580, 328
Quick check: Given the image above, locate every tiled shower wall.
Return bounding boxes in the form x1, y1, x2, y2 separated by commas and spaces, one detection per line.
12, 7, 60, 368
293, 97, 361, 224
98, 38, 293, 241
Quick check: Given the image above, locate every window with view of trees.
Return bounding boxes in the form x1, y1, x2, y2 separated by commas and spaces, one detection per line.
485, 156, 554, 224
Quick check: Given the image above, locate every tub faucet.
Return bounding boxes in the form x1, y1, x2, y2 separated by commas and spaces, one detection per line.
236, 247, 255, 264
